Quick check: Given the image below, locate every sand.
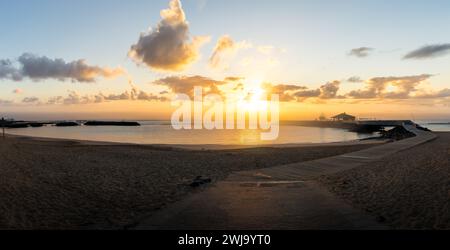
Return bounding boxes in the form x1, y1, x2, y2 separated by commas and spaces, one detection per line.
0, 135, 378, 230
320, 132, 450, 230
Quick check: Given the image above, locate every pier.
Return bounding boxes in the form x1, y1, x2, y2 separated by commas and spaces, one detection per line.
286, 119, 421, 133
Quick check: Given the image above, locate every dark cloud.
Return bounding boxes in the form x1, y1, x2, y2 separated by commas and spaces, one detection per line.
349, 47, 374, 58
404, 44, 450, 60
18, 53, 124, 82
0, 59, 22, 81
0, 54, 124, 83
129, 0, 209, 71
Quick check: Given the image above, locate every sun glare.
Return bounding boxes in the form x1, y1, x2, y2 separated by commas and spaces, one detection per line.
238, 77, 268, 112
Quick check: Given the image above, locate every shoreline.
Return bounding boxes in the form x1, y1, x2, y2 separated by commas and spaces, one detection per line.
3, 132, 387, 151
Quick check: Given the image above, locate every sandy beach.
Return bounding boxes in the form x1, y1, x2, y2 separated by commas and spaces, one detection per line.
320, 132, 450, 229
0, 135, 378, 230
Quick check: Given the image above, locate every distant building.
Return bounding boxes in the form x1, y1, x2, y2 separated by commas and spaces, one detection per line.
331, 112, 356, 122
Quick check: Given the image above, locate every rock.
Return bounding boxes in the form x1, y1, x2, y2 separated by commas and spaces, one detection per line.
30, 123, 44, 127
84, 121, 140, 126
4, 122, 29, 128
380, 126, 415, 141
56, 122, 79, 127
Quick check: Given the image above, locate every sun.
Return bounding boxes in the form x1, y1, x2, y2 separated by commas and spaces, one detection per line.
238, 78, 268, 112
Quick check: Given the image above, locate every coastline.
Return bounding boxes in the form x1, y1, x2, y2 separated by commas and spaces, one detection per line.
4, 132, 387, 150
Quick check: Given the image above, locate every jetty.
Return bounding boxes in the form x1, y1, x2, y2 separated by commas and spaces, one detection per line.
286, 113, 425, 133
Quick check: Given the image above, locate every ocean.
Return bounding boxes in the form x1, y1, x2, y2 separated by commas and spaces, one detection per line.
6, 120, 449, 146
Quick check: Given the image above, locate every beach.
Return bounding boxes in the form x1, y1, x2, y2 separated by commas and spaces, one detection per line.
0, 135, 378, 230
320, 132, 450, 229
1, 131, 448, 230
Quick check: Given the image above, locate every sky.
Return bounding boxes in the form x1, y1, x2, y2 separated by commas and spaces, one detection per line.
1, 0, 450, 120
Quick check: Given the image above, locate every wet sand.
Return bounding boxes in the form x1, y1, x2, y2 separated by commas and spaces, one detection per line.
0, 135, 378, 229
320, 132, 450, 229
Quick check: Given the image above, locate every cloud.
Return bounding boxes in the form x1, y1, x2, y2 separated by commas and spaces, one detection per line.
155, 75, 227, 97
347, 74, 433, 99
46, 96, 64, 105
58, 91, 95, 105
129, 0, 209, 71
294, 89, 321, 98
48, 85, 166, 105
262, 81, 341, 102
18, 53, 124, 82
403, 44, 450, 60
0, 59, 22, 81
0, 54, 124, 83
414, 88, 450, 99
263, 83, 308, 102
224, 76, 245, 82
22, 97, 40, 104
319, 81, 340, 99
349, 47, 374, 58
347, 76, 363, 83
0, 99, 13, 105
209, 35, 251, 69
293, 81, 341, 99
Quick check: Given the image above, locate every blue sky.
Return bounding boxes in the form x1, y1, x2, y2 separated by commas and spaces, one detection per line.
1, 0, 450, 119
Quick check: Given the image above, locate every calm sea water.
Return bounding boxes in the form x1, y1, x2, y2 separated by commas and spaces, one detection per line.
7, 120, 449, 145
6, 121, 377, 145
417, 120, 450, 132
